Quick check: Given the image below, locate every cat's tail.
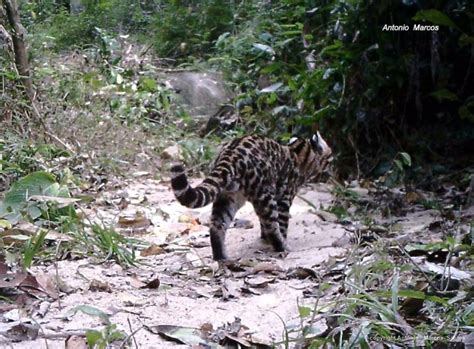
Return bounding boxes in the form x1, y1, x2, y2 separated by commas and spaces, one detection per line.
170, 163, 222, 208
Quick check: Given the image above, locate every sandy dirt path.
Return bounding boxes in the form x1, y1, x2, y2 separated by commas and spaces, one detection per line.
3, 179, 347, 348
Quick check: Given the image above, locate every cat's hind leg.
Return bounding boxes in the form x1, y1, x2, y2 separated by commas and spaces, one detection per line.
209, 192, 244, 260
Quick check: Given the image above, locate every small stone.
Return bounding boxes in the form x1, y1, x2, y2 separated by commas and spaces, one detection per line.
161, 145, 182, 160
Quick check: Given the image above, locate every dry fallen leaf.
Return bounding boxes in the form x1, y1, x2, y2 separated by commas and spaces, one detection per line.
19, 274, 57, 299
1, 222, 38, 246
178, 214, 200, 225
35, 272, 60, 299
118, 211, 151, 230
89, 279, 112, 293
0, 272, 28, 289
141, 277, 160, 289
401, 281, 429, 317
145, 324, 217, 347
140, 244, 165, 257
287, 267, 318, 279
65, 335, 88, 349
5, 323, 39, 342
200, 322, 213, 334
36, 301, 51, 318
405, 191, 423, 204
251, 262, 284, 274
244, 275, 275, 289
240, 286, 262, 296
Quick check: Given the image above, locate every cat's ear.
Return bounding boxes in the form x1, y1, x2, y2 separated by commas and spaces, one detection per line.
310, 131, 329, 154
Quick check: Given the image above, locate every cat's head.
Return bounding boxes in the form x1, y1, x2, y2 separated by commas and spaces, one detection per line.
288, 131, 333, 182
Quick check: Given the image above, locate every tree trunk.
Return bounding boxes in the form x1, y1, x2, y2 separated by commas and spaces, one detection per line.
3, 0, 34, 101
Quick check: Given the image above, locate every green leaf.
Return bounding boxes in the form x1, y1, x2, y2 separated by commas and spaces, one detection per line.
397, 289, 426, 299
3, 172, 57, 211
399, 152, 411, 167
393, 159, 403, 171
413, 9, 459, 30
298, 306, 311, 318
85, 330, 103, 348
26, 205, 42, 220
23, 228, 49, 269
260, 62, 282, 74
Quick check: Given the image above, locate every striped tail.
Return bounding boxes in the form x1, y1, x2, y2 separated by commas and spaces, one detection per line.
170, 164, 221, 208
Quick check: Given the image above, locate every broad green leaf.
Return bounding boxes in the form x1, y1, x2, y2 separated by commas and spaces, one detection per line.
399, 152, 411, 166
393, 159, 403, 171
85, 330, 103, 347
413, 9, 459, 29
26, 205, 42, 220
3, 172, 57, 211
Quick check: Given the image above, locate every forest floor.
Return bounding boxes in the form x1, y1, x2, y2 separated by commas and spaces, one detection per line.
2, 173, 470, 348
2, 178, 345, 348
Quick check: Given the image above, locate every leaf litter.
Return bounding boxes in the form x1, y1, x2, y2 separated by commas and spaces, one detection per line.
0, 177, 472, 347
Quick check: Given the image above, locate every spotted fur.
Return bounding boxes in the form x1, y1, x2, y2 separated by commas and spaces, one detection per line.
171, 132, 332, 260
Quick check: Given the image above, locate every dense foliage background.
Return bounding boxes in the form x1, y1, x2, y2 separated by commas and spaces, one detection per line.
8, 0, 472, 178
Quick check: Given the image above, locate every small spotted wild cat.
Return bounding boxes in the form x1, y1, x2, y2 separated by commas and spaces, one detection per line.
171, 132, 332, 260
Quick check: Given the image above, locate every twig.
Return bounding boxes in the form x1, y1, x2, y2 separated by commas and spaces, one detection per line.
40, 331, 87, 339
121, 318, 142, 349
394, 240, 439, 292
139, 43, 154, 58
467, 174, 474, 207
42, 129, 76, 155
54, 241, 62, 310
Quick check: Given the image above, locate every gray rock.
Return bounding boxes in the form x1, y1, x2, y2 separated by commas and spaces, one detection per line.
165, 71, 232, 118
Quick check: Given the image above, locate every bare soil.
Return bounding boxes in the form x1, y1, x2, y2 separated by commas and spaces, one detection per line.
1, 179, 347, 348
